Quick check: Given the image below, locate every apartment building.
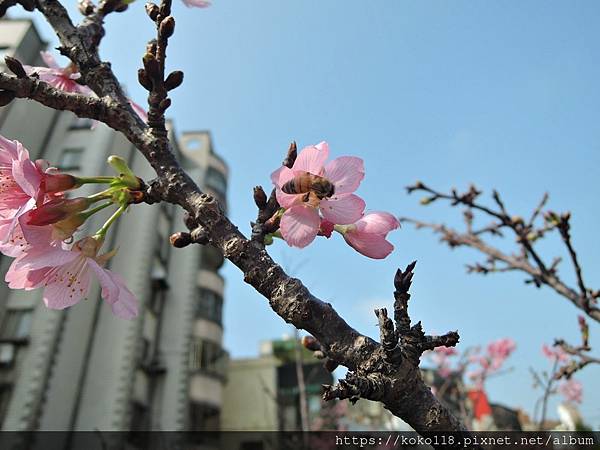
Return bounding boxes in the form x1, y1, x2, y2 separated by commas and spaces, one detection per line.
0, 18, 228, 441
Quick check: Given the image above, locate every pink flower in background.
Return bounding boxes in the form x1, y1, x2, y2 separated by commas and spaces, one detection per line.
8, 236, 138, 319
23, 51, 93, 96
542, 344, 569, 363
271, 142, 365, 247
431, 346, 458, 377
128, 99, 148, 123
468, 338, 516, 386
181, 0, 211, 7
25, 52, 147, 124
559, 379, 583, 404
486, 338, 516, 370
436, 346, 459, 357
342, 212, 399, 259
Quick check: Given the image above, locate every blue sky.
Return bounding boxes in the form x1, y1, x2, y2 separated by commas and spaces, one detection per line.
18, 1, 600, 425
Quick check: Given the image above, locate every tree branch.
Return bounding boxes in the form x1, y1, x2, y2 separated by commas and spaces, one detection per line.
0, 0, 471, 436
403, 183, 600, 323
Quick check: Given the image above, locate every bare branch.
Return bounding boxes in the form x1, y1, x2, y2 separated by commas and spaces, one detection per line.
304, 263, 466, 435
0, 71, 126, 125
403, 183, 600, 323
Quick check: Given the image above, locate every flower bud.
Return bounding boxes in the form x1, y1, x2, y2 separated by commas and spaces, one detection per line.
52, 214, 87, 241
253, 186, 267, 209
28, 197, 92, 226
159, 16, 175, 38
170, 232, 191, 248
4, 56, 27, 78
165, 70, 184, 91
138, 68, 153, 91
43, 173, 80, 193
145, 2, 160, 20
301, 335, 320, 351
142, 52, 160, 78
107, 155, 140, 189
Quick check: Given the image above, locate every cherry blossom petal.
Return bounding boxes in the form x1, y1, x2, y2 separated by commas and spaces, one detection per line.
5, 263, 49, 290
343, 232, 394, 259
319, 194, 365, 225
0, 135, 18, 160
12, 149, 41, 199
276, 190, 302, 209
0, 197, 36, 244
88, 260, 138, 319
0, 218, 51, 257
40, 51, 61, 69
270, 165, 293, 187
323, 156, 364, 194
129, 99, 148, 123
355, 212, 400, 234
291, 143, 329, 175
14, 244, 79, 271
42, 256, 92, 309
280, 205, 320, 248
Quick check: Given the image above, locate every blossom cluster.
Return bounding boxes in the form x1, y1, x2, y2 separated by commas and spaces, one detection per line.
0, 135, 139, 319
430, 338, 516, 387
467, 338, 516, 385
270, 142, 399, 259
541, 343, 583, 404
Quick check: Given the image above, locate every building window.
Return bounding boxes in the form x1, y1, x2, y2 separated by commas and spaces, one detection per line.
189, 402, 220, 431
0, 344, 15, 368
195, 288, 222, 324
58, 148, 84, 171
0, 384, 13, 424
0, 47, 11, 62
69, 117, 95, 130
148, 281, 167, 315
205, 168, 227, 196
188, 339, 227, 378
0, 309, 32, 342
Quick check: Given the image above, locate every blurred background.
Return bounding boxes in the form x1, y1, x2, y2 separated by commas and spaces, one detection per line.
0, 0, 598, 444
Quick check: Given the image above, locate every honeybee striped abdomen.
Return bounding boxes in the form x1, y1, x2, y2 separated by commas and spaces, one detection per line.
281, 172, 335, 200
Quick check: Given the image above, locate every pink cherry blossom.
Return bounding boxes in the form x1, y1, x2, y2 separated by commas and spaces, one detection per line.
23, 52, 93, 96
542, 343, 569, 362
486, 338, 516, 370
430, 346, 458, 377
558, 379, 583, 404
0, 219, 54, 258
342, 212, 399, 259
0, 135, 78, 244
7, 236, 138, 319
468, 338, 516, 386
181, 0, 211, 7
272, 142, 366, 248
0, 136, 47, 240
